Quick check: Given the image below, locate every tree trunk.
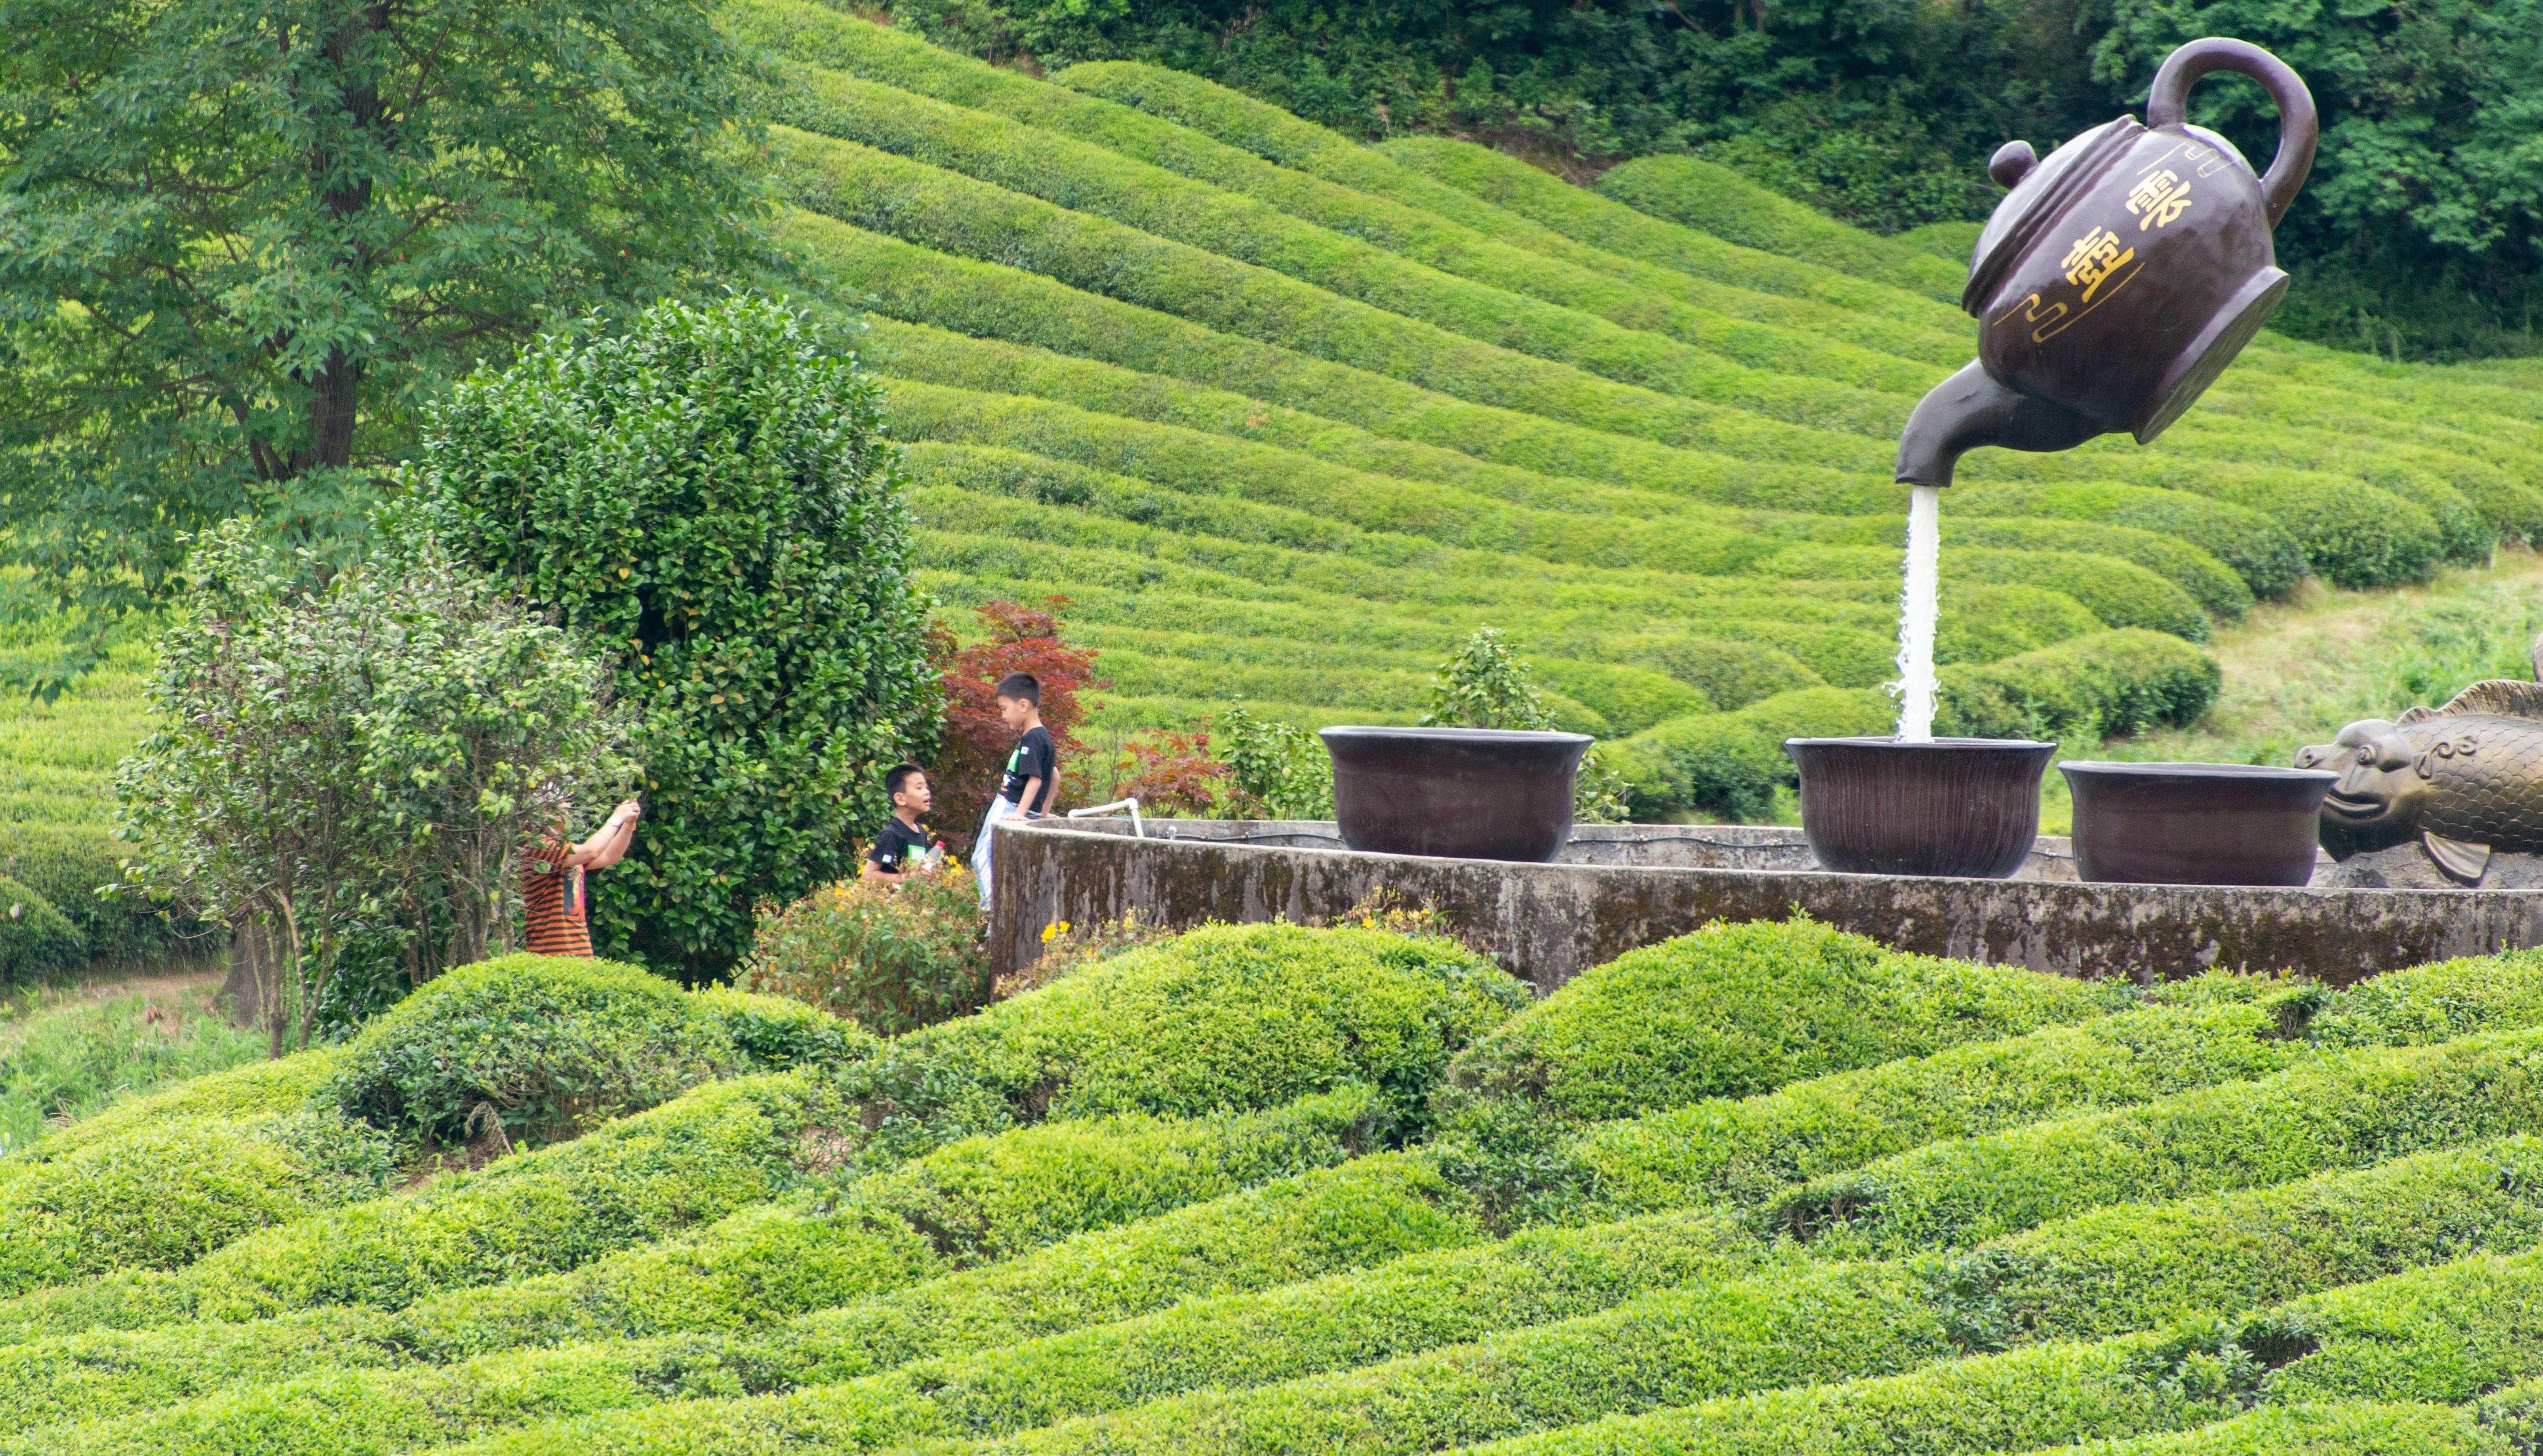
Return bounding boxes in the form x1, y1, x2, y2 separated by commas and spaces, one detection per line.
277, 1, 386, 480
221, 913, 272, 1031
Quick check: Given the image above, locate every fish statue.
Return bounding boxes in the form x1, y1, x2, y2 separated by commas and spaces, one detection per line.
2295, 680, 2543, 886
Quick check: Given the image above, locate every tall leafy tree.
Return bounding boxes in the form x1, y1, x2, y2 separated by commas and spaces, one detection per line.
416, 295, 939, 982
0, 0, 768, 672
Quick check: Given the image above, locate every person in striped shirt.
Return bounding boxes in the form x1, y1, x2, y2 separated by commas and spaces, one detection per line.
521, 798, 643, 958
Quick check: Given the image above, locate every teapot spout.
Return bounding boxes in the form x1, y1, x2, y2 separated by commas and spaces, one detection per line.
1895, 361, 2103, 489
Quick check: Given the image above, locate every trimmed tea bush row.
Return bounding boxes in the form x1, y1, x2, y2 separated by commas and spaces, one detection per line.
1053, 63, 1971, 337
1594, 154, 1970, 303
0, 825, 200, 976
26, 936, 2543, 1446
1936, 629, 2223, 742
0, 957, 857, 1297
887, 380, 1801, 576
0, 1113, 402, 1298
0, 1151, 1481, 1434
724, 0, 1971, 370
2008, 1400, 2513, 1456
377, 1138, 2543, 1456
889, 381, 2222, 636
0, 1070, 865, 1341
775, 129, 1918, 456
868, 317, 2302, 606
1435, 919, 2120, 1128
0, 928, 1519, 1339
1559, 945, 2543, 1223
823, 1141, 2543, 1456
1776, 1024, 2543, 1257
1461, 1247, 2543, 1456
783, 212, 1889, 504
0, 1088, 1399, 1456
908, 498, 2108, 672
1789, 515, 2252, 622
772, 67, 1939, 411
102, 944, 2543, 1452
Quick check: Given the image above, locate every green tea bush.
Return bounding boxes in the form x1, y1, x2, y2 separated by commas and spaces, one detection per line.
1595, 635, 1825, 712
0, 1113, 398, 1296
728, 1, 1967, 375
887, 378, 1801, 578
784, 210, 1901, 505
1775, 1026, 2543, 1257
1437, 919, 2115, 1126
1465, 1248, 2543, 1456
866, 320, 1764, 526
777, 133, 1919, 468
2009, 1402, 2503, 1456
0, 1070, 858, 1339
418, 295, 937, 980
876, 923, 1524, 1142
1948, 484, 2306, 602
324, 954, 857, 1149
1053, 68, 1966, 340
0, 822, 184, 967
0, 1089, 1394, 1455
773, 68, 1935, 421
1592, 155, 1971, 302
738, 869, 991, 1036
1563, 997, 2296, 1219
1798, 516, 2253, 622
1746, 545, 2213, 641
1944, 1137, 2543, 1347
870, 1143, 2543, 1456
1938, 630, 2222, 741
0, 877, 83, 981
1562, 947, 2543, 1222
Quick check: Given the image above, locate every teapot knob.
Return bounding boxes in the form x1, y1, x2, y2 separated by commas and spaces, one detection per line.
1988, 140, 2038, 189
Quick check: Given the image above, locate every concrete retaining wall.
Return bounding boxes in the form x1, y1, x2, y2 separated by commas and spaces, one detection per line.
989, 819, 2543, 993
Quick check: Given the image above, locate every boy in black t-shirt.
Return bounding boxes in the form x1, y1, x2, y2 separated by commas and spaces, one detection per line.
864, 763, 941, 882
975, 672, 1057, 910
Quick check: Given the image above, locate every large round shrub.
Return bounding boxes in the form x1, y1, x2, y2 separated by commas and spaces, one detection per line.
417, 296, 938, 979
326, 954, 777, 1146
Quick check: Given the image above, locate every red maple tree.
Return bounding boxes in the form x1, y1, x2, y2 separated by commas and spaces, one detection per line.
926, 598, 1105, 854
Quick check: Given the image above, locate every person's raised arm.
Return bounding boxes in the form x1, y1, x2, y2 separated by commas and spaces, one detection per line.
571, 799, 643, 868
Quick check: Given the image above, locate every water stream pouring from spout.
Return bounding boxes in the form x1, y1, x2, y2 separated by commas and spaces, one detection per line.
1894, 485, 1941, 742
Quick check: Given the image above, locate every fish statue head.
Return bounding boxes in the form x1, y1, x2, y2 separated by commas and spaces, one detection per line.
2297, 719, 2430, 856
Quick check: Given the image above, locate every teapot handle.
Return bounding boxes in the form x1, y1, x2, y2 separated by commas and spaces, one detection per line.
2145, 37, 2317, 229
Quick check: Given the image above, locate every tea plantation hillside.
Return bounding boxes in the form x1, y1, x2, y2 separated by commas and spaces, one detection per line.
6, 0, 2543, 902
12, 919, 2543, 1454
726, 0, 2543, 769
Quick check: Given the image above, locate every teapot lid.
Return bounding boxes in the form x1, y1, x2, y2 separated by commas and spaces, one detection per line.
1962, 118, 2141, 317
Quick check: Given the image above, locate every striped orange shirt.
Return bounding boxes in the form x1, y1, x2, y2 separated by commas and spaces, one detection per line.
521, 834, 592, 958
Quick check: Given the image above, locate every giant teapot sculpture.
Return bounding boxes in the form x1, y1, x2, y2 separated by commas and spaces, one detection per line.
1896, 38, 2317, 488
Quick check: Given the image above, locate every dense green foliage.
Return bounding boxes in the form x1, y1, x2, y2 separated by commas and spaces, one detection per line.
873, 0, 2543, 363
418, 297, 938, 980
0, 0, 767, 661
14, 922, 2543, 1455
116, 523, 638, 1042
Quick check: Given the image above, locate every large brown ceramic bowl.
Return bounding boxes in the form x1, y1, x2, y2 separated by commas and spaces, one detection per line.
2060, 761, 2334, 886
1785, 737, 2056, 878
1321, 726, 1592, 862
